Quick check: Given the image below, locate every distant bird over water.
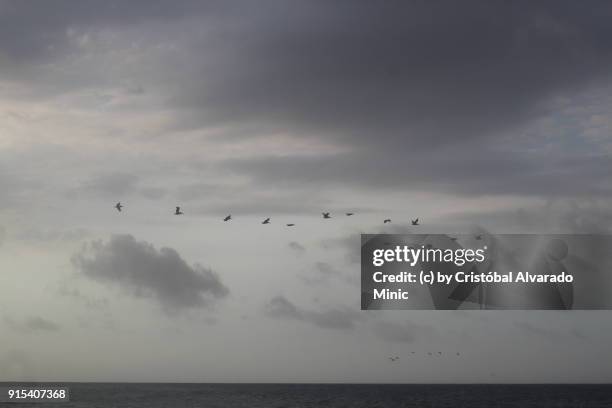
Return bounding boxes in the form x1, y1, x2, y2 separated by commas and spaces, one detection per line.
411, 218, 419, 225
383, 219, 391, 224
262, 218, 270, 224
475, 234, 483, 240
174, 206, 183, 215
286, 223, 295, 227
115, 202, 123, 212
388, 356, 399, 362
322, 212, 331, 219
346, 212, 354, 216
224, 215, 232, 222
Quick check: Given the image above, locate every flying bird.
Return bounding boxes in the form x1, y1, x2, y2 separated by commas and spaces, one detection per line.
286, 223, 295, 227
262, 218, 270, 224
115, 202, 123, 212
174, 206, 183, 215
411, 218, 419, 225
475, 234, 483, 240
388, 356, 400, 362
224, 215, 232, 222
383, 219, 391, 224
346, 212, 354, 216
322, 212, 331, 219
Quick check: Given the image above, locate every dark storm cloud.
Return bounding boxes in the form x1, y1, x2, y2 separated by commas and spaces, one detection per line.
265, 295, 364, 330
184, 0, 612, 198
0, 0, 223, 62
4, 0, 612, 199
4, 316, 61, 333
71, 234, 229, 312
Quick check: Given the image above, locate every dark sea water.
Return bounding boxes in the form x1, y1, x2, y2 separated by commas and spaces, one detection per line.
3, 384, 612, 408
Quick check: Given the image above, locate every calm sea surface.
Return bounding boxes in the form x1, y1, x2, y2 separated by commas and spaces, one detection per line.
2, 383, 612, 408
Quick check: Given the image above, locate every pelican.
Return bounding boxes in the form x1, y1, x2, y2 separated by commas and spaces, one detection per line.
262, 218, 270, 224
411, 218, 419, 225
224, 215, 232, 222
346, 212, 354, 216
322, 212, 331, 219
286, 223, 295, 227
383, 219, 391, 224
115, 202, 123, 212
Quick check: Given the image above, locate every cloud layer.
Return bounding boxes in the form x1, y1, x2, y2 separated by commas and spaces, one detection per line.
72, 234, 229, 312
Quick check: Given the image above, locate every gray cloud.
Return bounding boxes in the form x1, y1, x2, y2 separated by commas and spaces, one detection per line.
4, 316, 61, 333
288, 241, 305, 253
3, 1, 612, 200
71, 234, 229, 312
265, 295, 364, 330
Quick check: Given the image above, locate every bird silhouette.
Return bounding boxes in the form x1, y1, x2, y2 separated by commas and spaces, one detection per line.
383, 219, 391, 224
411, 218, 419, 225
262, 218, 270, 224
174, 206, 183, 215
286, 223, 295, 227
388, 356, 400, 362
346, 212, 354, 216
224, 215, 232, 222
475, 234, 482, 240
322, 212, 331, 219
115, 202, 123, 212
450, 237, 458, 241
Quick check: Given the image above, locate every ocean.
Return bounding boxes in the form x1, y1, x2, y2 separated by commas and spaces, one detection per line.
2, 384, 612, 407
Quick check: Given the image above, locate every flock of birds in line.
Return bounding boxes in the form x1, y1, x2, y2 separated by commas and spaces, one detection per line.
114, 202, 420, 226
114, 201, 470, 361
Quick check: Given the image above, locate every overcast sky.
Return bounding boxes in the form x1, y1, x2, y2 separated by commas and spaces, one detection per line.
1, 0, 612, 383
